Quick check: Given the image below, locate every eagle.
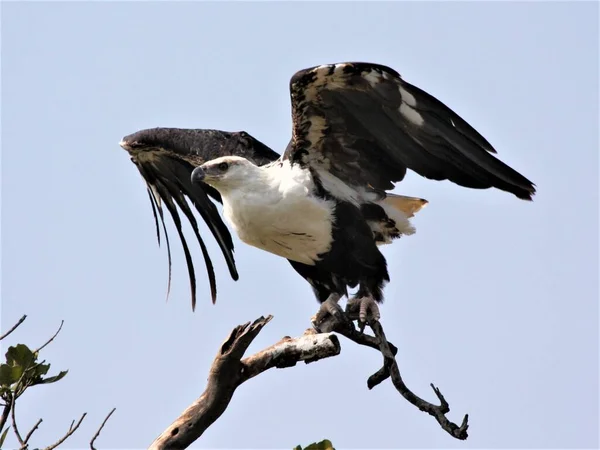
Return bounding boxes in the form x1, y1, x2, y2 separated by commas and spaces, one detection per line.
120, 62, 535, 325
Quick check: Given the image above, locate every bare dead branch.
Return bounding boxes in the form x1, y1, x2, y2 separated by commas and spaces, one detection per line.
371, 321, 469, 439
90, 408, 116, 450
317, 310, 469, 440
0, 399, 12, 434
22, 418, 43, 448
150, 308, 468, 448
11, 395, 24, 446
42, 413, 87, 450
0, 315, 27, 341
34, 320, 64, 354
148, 315, 341, 450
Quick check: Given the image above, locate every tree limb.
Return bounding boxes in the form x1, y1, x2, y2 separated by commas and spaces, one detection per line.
0, 399, 12, 435
34, 320, 64, 354
150, 309, 468, 448
22, 418, 42, 448
90, 408, 116, 450
11, 394, 24, 445
373, 320, 468, 439
148, 315, 341, 450
0, 315, 27, 341
42, 413, 87, 450
316, 309, 469, 440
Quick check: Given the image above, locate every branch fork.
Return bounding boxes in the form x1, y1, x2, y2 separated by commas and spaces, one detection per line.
316, 310, 469, 440
149, 310, 468, 450
148, 316, 341, 450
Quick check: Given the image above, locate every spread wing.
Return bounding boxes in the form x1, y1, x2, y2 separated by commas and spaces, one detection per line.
284, 62, 536, 200
121, 128, 280, 310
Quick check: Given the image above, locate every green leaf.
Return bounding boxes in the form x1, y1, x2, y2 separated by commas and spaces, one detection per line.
37, 370, 68, 385
5, 344, 36, 369
0, 427, 8, 447
32, 362, 50, 379
296, 440, 335, 450
0, 363, 23, 387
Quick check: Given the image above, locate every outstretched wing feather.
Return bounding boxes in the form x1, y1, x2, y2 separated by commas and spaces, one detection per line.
145, 187, 161, 247
158, 174, 218, 305
286, 62, 535, 200
146, 185, 173, 297
123, 128, 280, 308
152, 179, 200, 311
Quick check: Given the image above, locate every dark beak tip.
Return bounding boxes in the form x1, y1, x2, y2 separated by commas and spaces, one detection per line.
191, 166, 206, 184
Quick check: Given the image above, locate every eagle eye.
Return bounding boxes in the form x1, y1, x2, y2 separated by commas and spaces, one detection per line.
218, 162, 229, 172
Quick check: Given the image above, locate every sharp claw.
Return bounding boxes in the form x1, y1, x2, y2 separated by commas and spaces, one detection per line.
360, 300, 369, 322
347, 296, 381, 325
371, 302, 381, 322
311, 294, 342, 329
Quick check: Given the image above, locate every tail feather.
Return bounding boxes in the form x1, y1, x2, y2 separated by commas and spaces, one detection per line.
383, 194, 428, 218
363, 193, 428, 246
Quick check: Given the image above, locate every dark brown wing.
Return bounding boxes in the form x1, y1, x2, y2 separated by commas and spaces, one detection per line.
285, 62, 535, 200
121, 128, 280, 310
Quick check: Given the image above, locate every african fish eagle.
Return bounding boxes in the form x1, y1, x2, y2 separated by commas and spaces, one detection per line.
120, 62, 535, 324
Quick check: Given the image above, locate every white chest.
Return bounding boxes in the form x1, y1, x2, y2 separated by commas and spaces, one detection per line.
221, 166, 334, 265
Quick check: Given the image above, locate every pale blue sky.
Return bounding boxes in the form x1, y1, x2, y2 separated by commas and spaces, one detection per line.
1, 1, 598, 449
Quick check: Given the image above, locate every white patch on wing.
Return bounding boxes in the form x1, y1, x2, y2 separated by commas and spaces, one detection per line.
303, 64, 352, 92
399, 103, 424, 126
333, 63, 346, 75
220, 160, 335, 265
397, 84, 424, 125
306, 115, 328, 149
362, 70, 382, 87
398, 85, 417, 107
315, 169, 362, 206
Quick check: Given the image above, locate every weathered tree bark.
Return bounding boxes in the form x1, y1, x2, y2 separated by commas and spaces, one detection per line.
149, 311, 468, 450
148, 316, 341, 450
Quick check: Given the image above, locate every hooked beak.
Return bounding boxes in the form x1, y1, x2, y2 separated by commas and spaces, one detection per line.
191, 166, 206, 185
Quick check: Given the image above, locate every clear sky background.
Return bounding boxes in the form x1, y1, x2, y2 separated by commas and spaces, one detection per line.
1, 1, 598, 449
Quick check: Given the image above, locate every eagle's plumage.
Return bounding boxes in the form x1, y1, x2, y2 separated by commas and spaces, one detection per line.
285, 63, 535, 201
121, 129, 279, 308
120, 62, 536, 312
